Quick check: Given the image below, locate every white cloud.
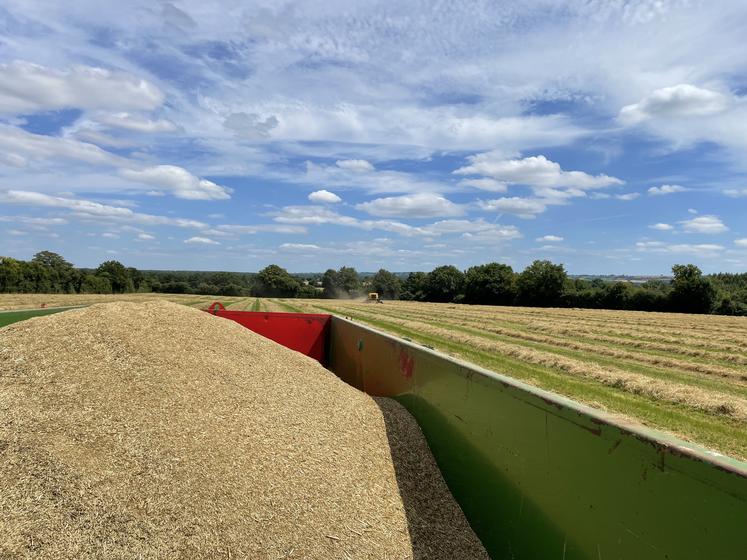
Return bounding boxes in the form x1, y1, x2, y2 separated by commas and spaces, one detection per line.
454, 154, 623, 190
271, 205, 417, 236
648, 184, 688, 196
635, 241, 724, 256
336, 159, 374, 173
0, 124, 128, 168
457, 178, 507, 192
280, 243, 320, 251
137, 233, 155, 240
0, 215, 68, 226
273, 205, 357, 227
679, 215, 728, 234
301, 161, 445, 195
308, 189, 342, 203
223, 112, 279, 139
270, 205, 521, 241
536, 235, 563, 242
649, 223, 674, 231
119, 165, 232, 200
216, 224, 307, 235
101, 232, 119, 239
0, 190, 207, 229
615, 192, 640, 201
734, 239, 747, 248
92, 112, 178, 133
184, 236, 220, 245
620, 85, 730, 125
356, 193, 463, 218
422, 219, 521, 242
724, 188, 747, 198
0, 61, 164, 114
479, 197, 547, 219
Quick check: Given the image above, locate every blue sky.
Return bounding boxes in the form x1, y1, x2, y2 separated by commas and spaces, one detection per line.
1, 1, 746, 273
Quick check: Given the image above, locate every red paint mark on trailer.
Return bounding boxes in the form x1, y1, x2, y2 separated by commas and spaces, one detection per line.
399, 351, 415, 379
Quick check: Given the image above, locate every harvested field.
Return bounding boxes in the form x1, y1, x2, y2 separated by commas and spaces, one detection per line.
280, 299, 747, 461
0, 302, 486, 559
0, 293, 244, 312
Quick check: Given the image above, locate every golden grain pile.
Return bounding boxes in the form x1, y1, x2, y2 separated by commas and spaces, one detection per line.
0, 302, 487, 559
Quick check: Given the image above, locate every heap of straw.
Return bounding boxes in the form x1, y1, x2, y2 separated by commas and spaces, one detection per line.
0, 301, 487, 559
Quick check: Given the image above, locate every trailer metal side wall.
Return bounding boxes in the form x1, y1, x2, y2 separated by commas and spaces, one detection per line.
328, 316, 747, 560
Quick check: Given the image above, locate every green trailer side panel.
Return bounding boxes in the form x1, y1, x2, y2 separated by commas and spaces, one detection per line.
328, 316, 747, 560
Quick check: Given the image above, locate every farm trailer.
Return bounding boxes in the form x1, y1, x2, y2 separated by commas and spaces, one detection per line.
4, 302, 746, 559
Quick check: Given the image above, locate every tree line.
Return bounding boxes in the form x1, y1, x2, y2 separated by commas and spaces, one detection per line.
1, 251, 745, 315
397, 261, 746, 315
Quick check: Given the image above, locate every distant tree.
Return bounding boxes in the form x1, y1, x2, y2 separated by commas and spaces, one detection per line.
127, 267, 144, 291
158, 281, 191, 294
32, 250, 76, 293
96, 260, 134, 293
424, 265, 464, 303
370, 269, 402, 299
601, 282, 632, 310
669, 264, 715, 314
400, 272, 428, 301
517, 260, 567, 307
0, 257, 22, 292
463, 263, 516, 305
218, 283, 244, 297
80, 274, 112, 294
627, 287, 668, 312
322, 269, 340, 298
337, 266, 361, 297
297, 284, 320, 298
31, 251, 70, 269
320, 267, 361, 298
253, 265, 300, 297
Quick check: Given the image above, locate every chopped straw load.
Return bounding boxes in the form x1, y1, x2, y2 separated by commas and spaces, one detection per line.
0, 302, 487, 559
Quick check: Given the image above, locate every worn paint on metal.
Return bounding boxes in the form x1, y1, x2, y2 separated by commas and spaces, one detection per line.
328, 315, 747, 560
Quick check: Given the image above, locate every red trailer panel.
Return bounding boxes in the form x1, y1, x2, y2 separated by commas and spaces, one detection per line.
206, 302, 331, 364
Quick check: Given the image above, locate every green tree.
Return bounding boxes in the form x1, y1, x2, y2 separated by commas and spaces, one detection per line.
337, 266, 361, 297
424, 265, 464, 303
517, 260, 567, 307
0, 257, 22, 292
463, 263, 516, 305
669, 264, 715, 314
96, 260, 134, 293
322, 269, 340, 298
400, 272, 428, 301
370, 269, 402, 299
32, 251, 75, 293
127, 267, 144, 291
254, 265, 300, 297
602, 282, 632, 310
80, 274, 112, 294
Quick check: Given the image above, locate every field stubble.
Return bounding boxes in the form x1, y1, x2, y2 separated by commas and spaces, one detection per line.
284, 298, 747, 460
